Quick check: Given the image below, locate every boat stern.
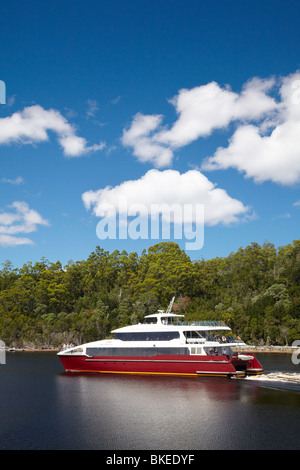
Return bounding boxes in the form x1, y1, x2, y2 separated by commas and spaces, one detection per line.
231, 353, 263, 376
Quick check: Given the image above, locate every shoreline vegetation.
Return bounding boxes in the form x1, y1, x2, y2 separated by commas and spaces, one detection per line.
1, 240, 299, 351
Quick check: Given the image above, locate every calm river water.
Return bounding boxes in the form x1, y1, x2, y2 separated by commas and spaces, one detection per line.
0, 351, 299, 450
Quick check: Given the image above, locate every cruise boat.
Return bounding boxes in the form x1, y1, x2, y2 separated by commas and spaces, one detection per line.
58, 300, 263, 378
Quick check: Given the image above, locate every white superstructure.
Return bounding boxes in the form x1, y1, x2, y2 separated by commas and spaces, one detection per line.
59, 310, 246, 358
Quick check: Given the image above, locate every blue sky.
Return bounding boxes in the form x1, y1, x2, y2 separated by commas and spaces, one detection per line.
0, 0, 300, 268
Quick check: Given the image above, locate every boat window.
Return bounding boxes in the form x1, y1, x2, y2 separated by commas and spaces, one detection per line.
190, 347, 203, 355
184, 331, 203, 339
200, 331, 217, 341
67, 347, 83, 354
184, 331, 205, 343
143, 317, 157, 324
161, 317, 183, 325
86, 347, 189, 357
115, 331, 180, 341
204, 346, 233, 358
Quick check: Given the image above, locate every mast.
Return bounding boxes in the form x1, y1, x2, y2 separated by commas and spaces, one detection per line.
166, 296, 175, 314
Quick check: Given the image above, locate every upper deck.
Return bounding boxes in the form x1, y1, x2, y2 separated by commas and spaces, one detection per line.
112, 311, 231, 334
145, 312, 228, 328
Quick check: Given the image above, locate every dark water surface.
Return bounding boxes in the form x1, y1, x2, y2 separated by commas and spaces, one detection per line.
0, 352, 299, 450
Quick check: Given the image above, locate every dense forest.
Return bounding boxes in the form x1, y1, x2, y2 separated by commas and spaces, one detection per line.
0, 240, 299, 349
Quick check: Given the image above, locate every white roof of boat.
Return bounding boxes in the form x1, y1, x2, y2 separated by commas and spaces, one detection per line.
111, 317, 231, 333
144, 311, 184, 318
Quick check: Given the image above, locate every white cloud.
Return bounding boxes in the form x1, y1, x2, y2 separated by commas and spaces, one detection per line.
0, 234, 34, 247
82, 169, 250, 226
121, 76, 277, 167
272, 213, 291, 220
122, 72, 300, 186
59, 135, 105, 156
122, 113, 173, 167
293, 200, 300, 207
202, 121, 300, 185
0, 104, 105, 157
0, 201, 49, 246
111, 96, 121, 105
0, 176, 24, 185
202, 71, 300, 185
86, 99, 99, 118
156, 77, 276, 148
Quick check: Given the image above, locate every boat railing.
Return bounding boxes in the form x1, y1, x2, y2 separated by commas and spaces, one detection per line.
186, 334, 245, 344
182, 321, 228, 327
225, 336, 245, 344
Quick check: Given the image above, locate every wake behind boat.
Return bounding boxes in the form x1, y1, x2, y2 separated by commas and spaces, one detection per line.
58, 298, 263, 378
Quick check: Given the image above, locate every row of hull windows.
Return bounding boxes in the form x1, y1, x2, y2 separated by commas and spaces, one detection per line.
85, 346, 233, 357
86, 347, 190, 357
114, 332, 180, 341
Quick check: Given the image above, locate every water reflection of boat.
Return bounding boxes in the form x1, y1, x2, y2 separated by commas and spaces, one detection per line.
58, 299, 263, 378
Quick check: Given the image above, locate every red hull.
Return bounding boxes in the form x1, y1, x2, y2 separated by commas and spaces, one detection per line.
58, 353, 263, 378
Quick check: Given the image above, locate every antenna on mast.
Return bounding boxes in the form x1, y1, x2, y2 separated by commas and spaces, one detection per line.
166, 296, 175, 314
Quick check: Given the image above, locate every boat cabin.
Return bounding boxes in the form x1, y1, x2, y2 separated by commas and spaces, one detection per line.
143, 311, 184, 326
